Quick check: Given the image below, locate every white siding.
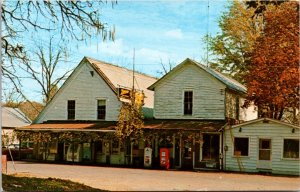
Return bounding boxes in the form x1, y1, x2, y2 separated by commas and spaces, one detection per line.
36, 61, 121, 123
224, 121, 300, 175
154, 63, 226, 120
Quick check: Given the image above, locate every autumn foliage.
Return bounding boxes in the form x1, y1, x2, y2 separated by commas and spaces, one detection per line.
244, 1, 299, 120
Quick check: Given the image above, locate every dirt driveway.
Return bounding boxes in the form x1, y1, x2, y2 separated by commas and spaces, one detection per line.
6, 161, 300, 191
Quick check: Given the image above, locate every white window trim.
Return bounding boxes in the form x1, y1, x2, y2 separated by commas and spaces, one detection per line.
182, 89, 194, 116
96, 98, 107, 120
257, 137, 272, 161
281, 137, 299, 160
232, 136, 250, 157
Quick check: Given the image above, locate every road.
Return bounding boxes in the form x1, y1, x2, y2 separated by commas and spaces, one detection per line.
6, 161, 300, 191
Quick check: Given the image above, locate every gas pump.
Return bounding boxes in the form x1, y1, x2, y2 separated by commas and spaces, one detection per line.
160, 148, 170, 170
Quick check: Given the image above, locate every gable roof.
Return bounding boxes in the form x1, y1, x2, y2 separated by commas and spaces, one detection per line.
86, 57, 157, 108
229, 118, 300, 129
2, 107, 31, 128
148, 58, 246, 94
87, 57, 157, 91
34, 57, 157, 123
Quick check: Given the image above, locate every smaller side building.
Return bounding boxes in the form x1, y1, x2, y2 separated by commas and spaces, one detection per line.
224, 118, 299, 176
2, 107, 31, 147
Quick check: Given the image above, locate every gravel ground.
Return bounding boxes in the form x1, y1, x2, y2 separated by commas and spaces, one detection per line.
6, 161, 300, 191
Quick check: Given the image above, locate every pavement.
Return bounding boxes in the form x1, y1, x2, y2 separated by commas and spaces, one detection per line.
5, 161, 300, 191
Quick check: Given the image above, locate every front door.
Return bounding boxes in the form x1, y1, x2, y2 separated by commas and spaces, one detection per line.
201, 134, 220, 169
182, 139, 193, 169
257, 139, 272, 170
174, 138, 181, 168
104, 141, 111, 164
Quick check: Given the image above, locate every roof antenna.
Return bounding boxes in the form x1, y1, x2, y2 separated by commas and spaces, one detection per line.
206, 0, 210, 67
132, 48, 135, 102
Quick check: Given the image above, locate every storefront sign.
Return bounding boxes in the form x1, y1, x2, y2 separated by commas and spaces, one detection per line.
144, 147, 152, 168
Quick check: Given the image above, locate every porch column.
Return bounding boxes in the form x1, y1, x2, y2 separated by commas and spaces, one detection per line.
179, 136, 182, 168
193, 136, 195, 169
130, 139, 133, 165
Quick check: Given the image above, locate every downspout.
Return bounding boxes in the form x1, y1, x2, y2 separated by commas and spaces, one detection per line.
219, 123, 228, 171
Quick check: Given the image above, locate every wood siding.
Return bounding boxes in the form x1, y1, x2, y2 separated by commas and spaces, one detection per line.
154, 63, 226, 119
224, 121, 300, 175
36, 61, 121, 123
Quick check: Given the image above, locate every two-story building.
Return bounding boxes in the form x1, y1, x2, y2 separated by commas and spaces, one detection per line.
17, 57, 299, 175
17, 57, 259, 170
146, 58, 257, 170
17, 57, 157, 165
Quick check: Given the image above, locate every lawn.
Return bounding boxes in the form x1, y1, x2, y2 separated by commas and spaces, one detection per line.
3, 174, 105, 191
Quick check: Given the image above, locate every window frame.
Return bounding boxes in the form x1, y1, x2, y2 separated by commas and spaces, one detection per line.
97, 99, 106, 120
67, 100, 76, 120
258, 138, 272, 161
233, 137, 250, 157
183, 90, 193, 116
112, 140, 119, 154
282, 138, 299, 160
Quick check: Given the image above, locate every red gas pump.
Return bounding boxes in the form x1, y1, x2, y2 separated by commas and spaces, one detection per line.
160, 148, 170, 170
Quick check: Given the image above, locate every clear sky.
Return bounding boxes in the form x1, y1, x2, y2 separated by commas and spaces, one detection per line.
6, 0, 229, 102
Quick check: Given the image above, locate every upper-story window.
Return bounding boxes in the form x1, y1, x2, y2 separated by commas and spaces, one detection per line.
184, 91, 193, 115
67, 100, 75, 120
97, 100, 106, 120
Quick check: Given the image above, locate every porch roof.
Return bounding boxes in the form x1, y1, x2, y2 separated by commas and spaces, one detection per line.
143, 120, 226, 132
16, 121, 116, 132
16, 120, 225, 132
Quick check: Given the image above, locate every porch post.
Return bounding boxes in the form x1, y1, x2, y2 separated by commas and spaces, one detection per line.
130, 139, 133, 165
172, 135, 175, 159
193, 135, 195, 169
179, 136, 182, 168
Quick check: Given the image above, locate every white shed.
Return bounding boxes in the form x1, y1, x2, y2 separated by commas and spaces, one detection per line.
224, 118, 299, 175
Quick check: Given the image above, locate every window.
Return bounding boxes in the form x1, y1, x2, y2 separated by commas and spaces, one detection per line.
283, 139, 299, 159
95, 140, 103, 154
112, 140, 119, 154
97, 100, 106, 120
67, 100, 75, 120
234, 137, 249, 156
184, 91, 193, 115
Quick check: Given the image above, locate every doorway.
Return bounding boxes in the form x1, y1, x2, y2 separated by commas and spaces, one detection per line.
257, 139, 272, 170
181, 139, 193, 169
201, 134, 220, 169
174, 138, 180, 167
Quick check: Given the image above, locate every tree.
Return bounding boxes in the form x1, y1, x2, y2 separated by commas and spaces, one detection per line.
115, 90, 144, 142
243, 1, 299, 120
206, 0, 276, 83
18, 101, 44, 121
156, 59, 175, 76
2, 1, 116, 101
23, 37, 72, 104
2, 1, 116, 60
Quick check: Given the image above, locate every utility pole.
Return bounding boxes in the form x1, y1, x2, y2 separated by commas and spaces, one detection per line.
206, 0, 210, 67
132, 48, 135, 104
0, 0, 3, 190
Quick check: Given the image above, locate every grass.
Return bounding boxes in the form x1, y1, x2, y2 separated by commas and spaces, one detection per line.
3, 174, 106, 192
